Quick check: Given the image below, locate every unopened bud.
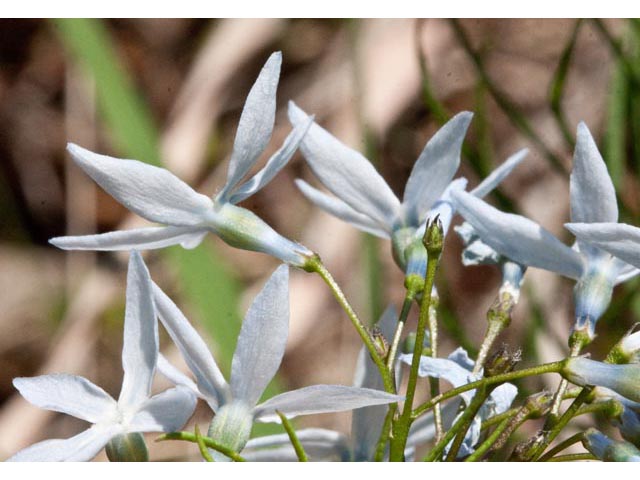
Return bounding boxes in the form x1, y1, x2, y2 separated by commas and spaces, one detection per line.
583, 428, 640, 461
484, 344, 520, 377
562, 357, 640, 403
105, 432, 149, 462
423, 215, 444, 257
607, 326, 640, 365
371, 326, 390, 360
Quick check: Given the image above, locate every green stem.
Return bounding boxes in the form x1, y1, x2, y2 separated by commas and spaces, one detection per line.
538, 432, 585, 462
445, 386, 493, 461
412, 360, 566, 419
547, 341, 584, 425
308, 255, 394, 394
465, 408, 520, 462
373, 407, 395, 462
157, 432, 246, 462
277, 411, 308, 462
427, 296, 443, 442
547, 453, 597, 462
194, 425, 214, 462
387, 293, 415, 370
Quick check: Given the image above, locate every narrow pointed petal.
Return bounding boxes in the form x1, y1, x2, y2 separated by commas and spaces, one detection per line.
228, 116, 314, 204
156, 354, 200, 398
566, 222, 640, 270
403, 112, 473, 224
288, 101, 402, 229
50, 226, 207, 252
570, 123, 618, 223
7, 424, 122, 462
231, 265, 289, 407
67, 143, 213, 226
471, 148, 528, 198
295, 179, 390, 238
220, 52, 281, 198
614, 261, 640, 285
13, 375, 116, 423
453, 190, 584, 279
152, 282, 230, 408
128, 387, 197, 433
253, 385, 403, 422
118, 252, 158, 408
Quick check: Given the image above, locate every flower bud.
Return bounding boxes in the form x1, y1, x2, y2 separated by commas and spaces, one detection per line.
608, 327, 640, 365
583, 428, 640, 462
423, 215, 444, 257
562, 357, 640, 403
105, 432, 149, 462
207, 401, 253, 461
484, 345, 520, 377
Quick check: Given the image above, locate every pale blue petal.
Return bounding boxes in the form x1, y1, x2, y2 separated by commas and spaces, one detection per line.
49, 226, 208, 252
67, 143, 213, 226
231, 265, 289, 407
614, 262, 640, 285
253, 385, 402, 422
566, 222, 640, 270
118, 252, 158, 408
219, 52, 281, 199
228, 116, 314, 204
156, 354, 203, 401
128, 387, 197, 433
403, 112, 473, 225
563, 357, 640, 403
471, 149, 528, 198
453, 190, 584, 279
583, 428, 640, 462
13, 375, 116, 423
288, 101, 402, 229
295, 179, 391, 238
570, 123, 618, 224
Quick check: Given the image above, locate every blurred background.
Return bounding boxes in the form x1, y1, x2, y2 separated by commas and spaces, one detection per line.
0, 18, 639, 461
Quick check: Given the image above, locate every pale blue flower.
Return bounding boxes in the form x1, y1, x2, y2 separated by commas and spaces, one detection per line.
583, 428, 640, 461
8, 252, 196, 461
49, 52, 315, 268
153, 265, 402, 460
288, 102, 525, 278
452, 123, 639, 340
563, 357, 640, 403
399, 347, 518, 458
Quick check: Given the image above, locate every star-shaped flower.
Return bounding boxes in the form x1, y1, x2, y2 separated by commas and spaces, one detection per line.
153, 265, 402, 459
50, 52, 315, 268
288, 102, 525, 278
8, 252, 196, 461
452, 123, 639, 341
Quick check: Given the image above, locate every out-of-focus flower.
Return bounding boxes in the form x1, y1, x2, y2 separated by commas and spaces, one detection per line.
154, 265, 402, 460
288, 102, 525, 280
8, 252, 196, 461
562, 357, 640, 403
452, 123, 639, 341
50, 52, 315, 268
583, 428, 640, 462
399, 347, 518, 458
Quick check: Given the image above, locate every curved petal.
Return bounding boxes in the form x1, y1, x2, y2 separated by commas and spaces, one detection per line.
50, 226, 207, 252
219, 52, 281, 199
570, 123, 618, 224
566, 222, 640, 270
471, 148, 528, 198
156, 354, 200, 398
231, 265, 289, 407
288, 101, 402, 229
295, 179, 390, 238
7, 424, 122, 462
452, 190, 584, 279
253, 385, 402, 422
13, 375, 116, 423
403, 112, 473, 224
128, 387, 197, 433
152, 282, 230, 408
67, 144, 213, 226
228, 116, 314, 204
118, 252, 158, 408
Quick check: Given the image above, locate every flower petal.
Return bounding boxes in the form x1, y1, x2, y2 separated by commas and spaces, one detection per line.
67, 143, 213, 226
228, 116, 314, 204
253, 385, 403, 422
156, 354, 200, 397
295, 179, 391, 238
219, 52, 281, 199
13, 374, 116, 423
288, 101, 402, 229
244, 428, 349, 461
570, 123, 618, 224
230, 265, 289, 407
7, 424, 122, 462
50, 226, 207, 252
452, 189, 584, 279
565, 222, 640, 270
152, 282, 230, 409
470, 148, 528, 198
118, 252, 158, 408
128, 387, 197, 433
403, 112, 473, 225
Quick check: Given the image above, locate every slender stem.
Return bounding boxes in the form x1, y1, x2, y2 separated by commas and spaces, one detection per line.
157, 432, 246, 462
308, 256, 394, 394
412, 360, 566, 419
465, 409, 518, 462
547, 453, 597, 462
194, 425, 214, 462
548, 341, 583, 423
277, 411, 308, 462
480, 407, 519, 431
387, 293, 415, 370
373, 407, 395, 462
538, 432, 585, 462
427, 297, 443, 442
445, 386, 492, 461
